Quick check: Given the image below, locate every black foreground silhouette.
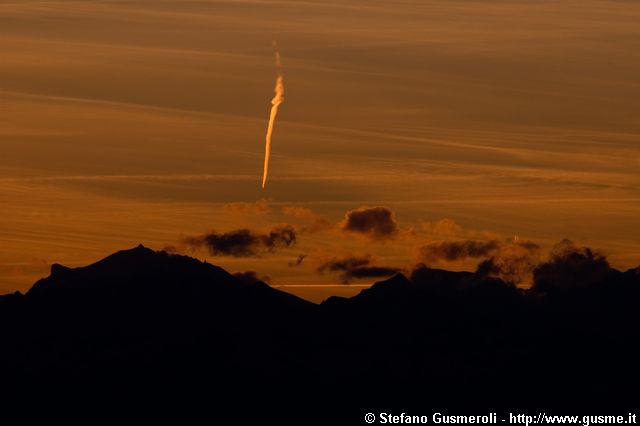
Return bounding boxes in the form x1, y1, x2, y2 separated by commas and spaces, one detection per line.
1, 245, 638, 422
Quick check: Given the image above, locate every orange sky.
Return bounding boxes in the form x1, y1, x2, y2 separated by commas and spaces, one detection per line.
1, 0, 639, 302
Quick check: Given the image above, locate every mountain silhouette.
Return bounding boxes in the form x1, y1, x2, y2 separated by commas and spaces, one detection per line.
28, 244, 311, 309
1, 246, 639, 422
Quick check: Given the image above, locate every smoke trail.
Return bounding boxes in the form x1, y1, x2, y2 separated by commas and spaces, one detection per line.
262, 42, 285, 189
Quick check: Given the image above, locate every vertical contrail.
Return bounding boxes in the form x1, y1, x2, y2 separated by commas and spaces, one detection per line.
262, 42, 284, 189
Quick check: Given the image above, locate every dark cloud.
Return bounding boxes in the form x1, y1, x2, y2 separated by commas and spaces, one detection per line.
418, 239, 540, 264
409, 263, 517, 295
184, 225, 296, 257
476, 258, 499, 277
476, 254, 536, 285
233, 271, 271, 285
416, 238, 541, 285
532, 239, 613, 292
516, 240, 540, 252
288, 254, 307, 267
317, 254, 400, 283
340, 206, 398, 240
474, 240, 541, 285
418, 239, 501, 262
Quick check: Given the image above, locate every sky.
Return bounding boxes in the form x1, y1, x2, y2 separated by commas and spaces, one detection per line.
1, 0, 639, 302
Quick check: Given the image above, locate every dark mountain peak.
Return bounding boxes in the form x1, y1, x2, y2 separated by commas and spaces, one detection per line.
409, 264, 474, 289
370, 272, 411, 290
323, 266, 520, 311
22, 246, 315, 316
321, 294, 347, 306
50, 263, 71, 276
26, 245, 236, 297
388, 272, 411, 284
357, 272, 413, 300
0, 290, 23, 304
321, 273, 412, 308
92, 244, 158, 267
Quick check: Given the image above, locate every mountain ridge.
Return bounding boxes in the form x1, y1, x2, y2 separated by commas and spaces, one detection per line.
1, 245, 639, 422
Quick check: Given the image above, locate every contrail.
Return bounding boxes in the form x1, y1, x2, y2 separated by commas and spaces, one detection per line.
262, 42, 285, 189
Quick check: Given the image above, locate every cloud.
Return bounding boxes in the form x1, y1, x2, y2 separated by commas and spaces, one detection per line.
415, 238, 541, 285
418, 238, 540, 263
162, 244, 179, 254
340, 206, 399, 240
233, 270, 271, 285
184, 225, 296, 257
317, 254, 400, 283
532, 239, 613, 292
418, 239, 501, 263
416, 217, 503, 241
409, 263, 518, 297
473, 240, 541, 285
281, 206, 315, 219
288, 254, 307, 267
223, 199, 271, 215
281, 205, 331, 232
420, 218, 463, 238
